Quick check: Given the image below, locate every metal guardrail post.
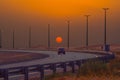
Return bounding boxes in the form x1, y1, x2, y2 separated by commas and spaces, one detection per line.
110, 53, 115, 59
52, 64, 56, 74
76, 61, 81, 69
103, 56, 108, 63
39, 65, 44, 80
81, 59, 86, 64
62, 63, 67, 73
3, 69, 8, 80
22, 67, 29, 80
70, 62, 75, 73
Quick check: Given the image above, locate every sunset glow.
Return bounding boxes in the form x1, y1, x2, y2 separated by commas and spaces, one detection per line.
0, 0, 111, 17
0, 0, 120, 48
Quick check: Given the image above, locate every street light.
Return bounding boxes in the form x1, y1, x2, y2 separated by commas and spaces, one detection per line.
48, 24, 50, 49
13, 28, 15, 48
103, 8, 109, 45
67, 20, 70, 49
29, 26, 31, 48
84, 15, 90, 49
0, 28, 2, 48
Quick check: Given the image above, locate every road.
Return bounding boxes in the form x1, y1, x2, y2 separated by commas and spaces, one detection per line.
0, 50, 101, 69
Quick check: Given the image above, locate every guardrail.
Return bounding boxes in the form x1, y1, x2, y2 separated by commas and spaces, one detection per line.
0, 51, 115, 80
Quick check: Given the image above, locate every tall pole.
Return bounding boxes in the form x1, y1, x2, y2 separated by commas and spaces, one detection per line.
67, 20, 70, 49
0, 29, 2, 48
85, 15, 90, 48
13, 28, 15, 48
103, 8, 109, 45
48, 24, 50, 49
29, 26, 31, 48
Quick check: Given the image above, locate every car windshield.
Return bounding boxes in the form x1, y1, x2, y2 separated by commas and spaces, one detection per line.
59, 48, 64, 50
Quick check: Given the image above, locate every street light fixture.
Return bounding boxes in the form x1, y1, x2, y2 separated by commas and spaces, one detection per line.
13, 28, 15, 48
48, 24, 50, 49
0, 28, 2, 48
103, 8, 109, 45
84, 15, 90, 49
67, 20, 70, 49
29, 26, 31, 48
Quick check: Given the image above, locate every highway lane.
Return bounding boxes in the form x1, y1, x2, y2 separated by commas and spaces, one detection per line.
0, 50, 101, 69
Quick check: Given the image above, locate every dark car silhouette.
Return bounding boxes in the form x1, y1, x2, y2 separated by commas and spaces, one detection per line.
58, 48, 65, 55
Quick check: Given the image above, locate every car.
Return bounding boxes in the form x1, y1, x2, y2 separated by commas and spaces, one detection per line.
58, 47, 65, 55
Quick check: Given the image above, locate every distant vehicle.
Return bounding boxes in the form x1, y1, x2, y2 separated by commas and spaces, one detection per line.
58, 47, 65, 55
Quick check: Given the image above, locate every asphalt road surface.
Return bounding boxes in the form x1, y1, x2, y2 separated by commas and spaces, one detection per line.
0, 50, 101, 69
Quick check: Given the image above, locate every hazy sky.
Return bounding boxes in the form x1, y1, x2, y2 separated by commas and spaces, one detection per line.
0, 0, 120, 48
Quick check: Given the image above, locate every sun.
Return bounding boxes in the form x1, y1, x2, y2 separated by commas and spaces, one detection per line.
56, 36, 63, 43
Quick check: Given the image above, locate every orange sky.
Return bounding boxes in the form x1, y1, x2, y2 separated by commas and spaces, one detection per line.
0, 0, 113, 18
0, 0, 120, 48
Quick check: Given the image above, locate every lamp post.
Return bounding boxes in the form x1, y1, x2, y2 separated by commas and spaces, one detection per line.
13, 28, 15, 48
0, 28, 2, 48
85, 15, 90, 49
67, 20, 70, 49
48, 24, 50, 49
103, 8, 109, 45
29, 26, 31, 48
